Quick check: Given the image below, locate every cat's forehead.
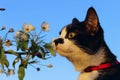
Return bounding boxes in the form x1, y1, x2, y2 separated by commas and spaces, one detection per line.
59, 24, 81, 38
60, 24, 76, 34
60, 22, 86, 35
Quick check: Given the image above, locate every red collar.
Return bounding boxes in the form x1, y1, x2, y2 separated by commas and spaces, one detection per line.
84, 60, 120, 72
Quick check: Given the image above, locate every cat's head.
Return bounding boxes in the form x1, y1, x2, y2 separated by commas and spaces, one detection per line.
52, 7, 104, 57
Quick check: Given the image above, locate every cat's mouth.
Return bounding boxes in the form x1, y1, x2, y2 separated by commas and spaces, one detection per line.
52, 39, 58, 51
53, 45, 58, 51
52, 38, 64, 50
52, 43, 63, 52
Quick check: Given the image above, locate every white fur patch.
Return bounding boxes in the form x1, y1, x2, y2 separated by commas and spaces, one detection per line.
60, 27, 67, 38
67, 47, 105, 71
78, 71, 99, 80
54, 27, 77, 56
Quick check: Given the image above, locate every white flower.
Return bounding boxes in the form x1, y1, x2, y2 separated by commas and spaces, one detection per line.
0, 69, 4, 74
14, 31, 29, 40
8, 28, 14, 32
8, 69, 15, 75
14, 31, 21, 38
7, 69, 15, 76
41, 22, 49, 32
23, 24, 35, 32
1, 26, 6, 30
5, 39, 12, 47
29, 24, 35, 30
47, 64, 53, 68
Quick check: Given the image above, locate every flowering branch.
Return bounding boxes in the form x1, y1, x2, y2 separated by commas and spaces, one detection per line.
0, 22, 56, 80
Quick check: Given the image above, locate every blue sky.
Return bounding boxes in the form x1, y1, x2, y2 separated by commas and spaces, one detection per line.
0, 0, 120, 80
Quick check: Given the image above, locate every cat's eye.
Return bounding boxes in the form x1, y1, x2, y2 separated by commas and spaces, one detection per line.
68, 32, 76, 38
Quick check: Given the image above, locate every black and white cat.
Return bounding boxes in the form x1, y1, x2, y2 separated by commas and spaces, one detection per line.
52, 7, 120, 80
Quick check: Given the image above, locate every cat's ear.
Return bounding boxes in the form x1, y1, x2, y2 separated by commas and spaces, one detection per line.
72, 18, 79, 24
85, 7, 99, 35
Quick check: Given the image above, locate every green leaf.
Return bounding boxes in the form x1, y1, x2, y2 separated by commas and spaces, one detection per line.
17, 40, 28, 51
31, 40, 39, 52
21, 59, 29, 68
22, 40, 28, 51
3, 58, 9, 68
0, 49, 9, 68
18, 65, 25, 80
44, 43, 56, 56
30, 39, 40, 58
28, 60, 39, 64
7, 50, 18, 55
0, 48, 5, 58
39, 46, 46, 58
12, 57, 19, 68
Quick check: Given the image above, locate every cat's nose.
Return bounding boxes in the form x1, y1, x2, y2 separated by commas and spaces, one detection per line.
54, 38, 64, 45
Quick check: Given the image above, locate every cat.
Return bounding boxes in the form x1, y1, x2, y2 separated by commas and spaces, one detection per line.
52, 7, 120, 80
